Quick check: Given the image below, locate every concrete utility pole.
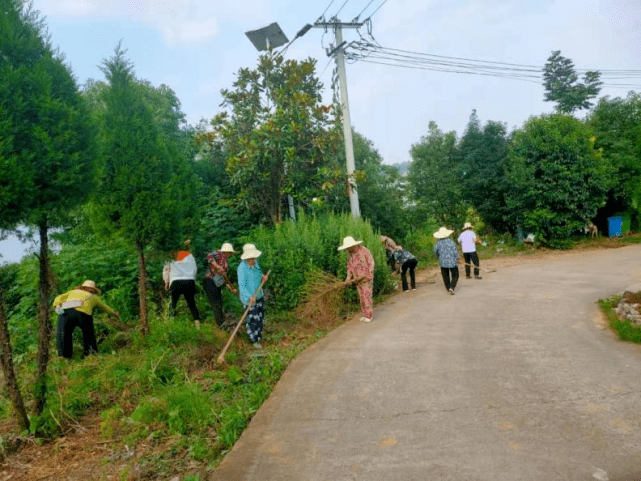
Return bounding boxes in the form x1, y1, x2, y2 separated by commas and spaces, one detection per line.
314, 19, 362, 219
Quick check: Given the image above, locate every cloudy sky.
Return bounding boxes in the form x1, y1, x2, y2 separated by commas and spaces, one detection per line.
1, 0, 640, 263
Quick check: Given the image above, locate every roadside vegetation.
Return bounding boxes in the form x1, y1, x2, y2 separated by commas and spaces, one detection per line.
1, 1, 641, 479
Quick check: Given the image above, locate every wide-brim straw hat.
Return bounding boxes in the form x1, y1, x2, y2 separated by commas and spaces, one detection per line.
75, 280, 101, 294
220, 242, 237, 253
241, 243, 262, 260
337, 236, 363, 251
433, 227, 454, 239
462, 222, 473, 230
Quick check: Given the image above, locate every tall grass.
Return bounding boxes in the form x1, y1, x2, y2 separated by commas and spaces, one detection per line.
243, 212, 395, 311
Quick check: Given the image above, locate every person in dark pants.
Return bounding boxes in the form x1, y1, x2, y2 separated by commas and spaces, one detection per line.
166, 241, 200, 326
433, 227, 459, 295
392, 247, 419, 291
237, 244, 269, 348
53, 280, 119, 359
457, 222, 482, 279
203, 242, 238, 327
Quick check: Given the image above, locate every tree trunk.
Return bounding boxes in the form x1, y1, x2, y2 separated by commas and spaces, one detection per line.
0, 290, 30, 432
136, 241, 150, 335
34, 218, 52, 416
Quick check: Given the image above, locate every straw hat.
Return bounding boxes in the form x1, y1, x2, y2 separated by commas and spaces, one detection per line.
220, 242, 237, 253
75, 280, 101, 294
337, 236, 363, 251
241, 243, 262, 260
433, 227, 454, 239
462, 222, 473, 231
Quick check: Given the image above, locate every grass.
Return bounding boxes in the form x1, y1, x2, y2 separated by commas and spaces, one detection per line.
1, 299, 361, 479
598, 296, 641, 344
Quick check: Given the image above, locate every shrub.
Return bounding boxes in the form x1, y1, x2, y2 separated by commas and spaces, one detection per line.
241, 212, 395, 311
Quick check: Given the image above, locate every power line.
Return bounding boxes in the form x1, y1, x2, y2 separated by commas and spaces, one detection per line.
318, 0, 337, 20
335, 0, 352, 17
354, 0, 378, 20
364, 0, 389, 20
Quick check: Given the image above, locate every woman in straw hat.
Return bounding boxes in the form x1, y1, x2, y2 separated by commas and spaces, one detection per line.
204, 243, 238, 327
237, 243, 269, 348
433, 227, 459, 295
52, 280, 120, 359
338, 236, 375, 322
457, 222, 482, 280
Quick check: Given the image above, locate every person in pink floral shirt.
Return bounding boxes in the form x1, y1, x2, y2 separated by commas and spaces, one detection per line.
338, 236, 375, 322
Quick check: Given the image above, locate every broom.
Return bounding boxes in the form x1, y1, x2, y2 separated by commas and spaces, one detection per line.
296, 270, 361, 326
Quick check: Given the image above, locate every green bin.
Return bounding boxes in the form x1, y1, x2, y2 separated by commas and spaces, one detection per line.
613, 212, 631, 234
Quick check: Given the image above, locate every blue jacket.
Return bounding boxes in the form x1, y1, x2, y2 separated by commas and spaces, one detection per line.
237, 260, 264, 306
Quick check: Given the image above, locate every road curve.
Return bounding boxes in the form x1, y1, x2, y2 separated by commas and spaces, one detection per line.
211, 246, 641, 481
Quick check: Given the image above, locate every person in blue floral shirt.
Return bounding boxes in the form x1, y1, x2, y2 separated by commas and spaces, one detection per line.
392, 246, 418, 292
433, 227, 459, 295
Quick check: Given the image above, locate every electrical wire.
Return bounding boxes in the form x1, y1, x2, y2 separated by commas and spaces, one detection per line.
363, 0, 388, 20
353, 0, 378, 20
344, 42, 641, 88
318, 0, 337, 21
335, 0, 352, 17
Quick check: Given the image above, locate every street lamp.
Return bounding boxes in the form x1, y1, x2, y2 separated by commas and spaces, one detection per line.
244, 22, 296, 222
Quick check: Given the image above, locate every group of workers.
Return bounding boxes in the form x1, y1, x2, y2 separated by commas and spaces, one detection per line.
52, 223, 482, 359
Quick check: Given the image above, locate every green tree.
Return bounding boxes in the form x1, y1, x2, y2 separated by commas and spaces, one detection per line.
90, 44, 199, 333
588, 93, 641, 218
350, 130, 409, 239
210, 54, 343, 225
458, 111, 511, 232
1, 0, 96, 419
505, 114, 609, 245
409, 121, 466, 226
543, 50, 602, 114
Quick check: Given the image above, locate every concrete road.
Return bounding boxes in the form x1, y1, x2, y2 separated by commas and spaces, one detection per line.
212, 246, 641, 481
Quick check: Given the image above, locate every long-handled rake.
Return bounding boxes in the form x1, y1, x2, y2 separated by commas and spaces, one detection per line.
217, 270, 271, 365
459, 260, 497, 273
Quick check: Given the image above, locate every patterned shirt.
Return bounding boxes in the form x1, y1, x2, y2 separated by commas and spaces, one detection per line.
392, 249, 416, 265
205, 250, 228, 279
433, 238, 459, 268
346, 245, 375, 280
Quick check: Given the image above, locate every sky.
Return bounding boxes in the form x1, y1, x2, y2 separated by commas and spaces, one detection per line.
1, 0, 640, 263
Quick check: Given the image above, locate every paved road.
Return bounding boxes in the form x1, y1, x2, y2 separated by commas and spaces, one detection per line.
212, 246, 641, 481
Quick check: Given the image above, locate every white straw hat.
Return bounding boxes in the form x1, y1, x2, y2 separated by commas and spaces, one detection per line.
462, 222, 473, 230
220, 242, 237, 253
337, 236, 363, 251
433, 227, 454, 239
241, 243, 262, 260
75, 280, 101, 294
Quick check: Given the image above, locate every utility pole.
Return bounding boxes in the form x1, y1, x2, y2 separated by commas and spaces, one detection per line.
314, 18, 362, 219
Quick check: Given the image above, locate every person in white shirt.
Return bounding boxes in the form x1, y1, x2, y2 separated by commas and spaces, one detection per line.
457, 222, 482, 280
165, 240, 200, 323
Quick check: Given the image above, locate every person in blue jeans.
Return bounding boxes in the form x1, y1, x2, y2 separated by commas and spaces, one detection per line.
392, 247, 418, 292
433, 227, 459, 295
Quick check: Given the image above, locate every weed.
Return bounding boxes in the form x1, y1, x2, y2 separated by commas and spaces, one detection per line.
598, 297, 641, 344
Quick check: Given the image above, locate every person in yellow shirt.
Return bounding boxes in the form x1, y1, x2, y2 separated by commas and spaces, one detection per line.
52, 280, 119, 359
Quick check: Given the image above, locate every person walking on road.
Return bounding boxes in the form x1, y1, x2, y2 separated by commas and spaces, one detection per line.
458, 222, 482, 280
339, 236, 375, 322
204, 242, 238, 327
53, 280, 120, 359
433, 227, 459, 295
166, 240, 201, 326
393, 246, 418, 292
238, 243, 269, 348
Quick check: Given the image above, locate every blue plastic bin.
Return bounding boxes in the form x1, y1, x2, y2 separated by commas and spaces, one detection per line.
608, 216, 623, 237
